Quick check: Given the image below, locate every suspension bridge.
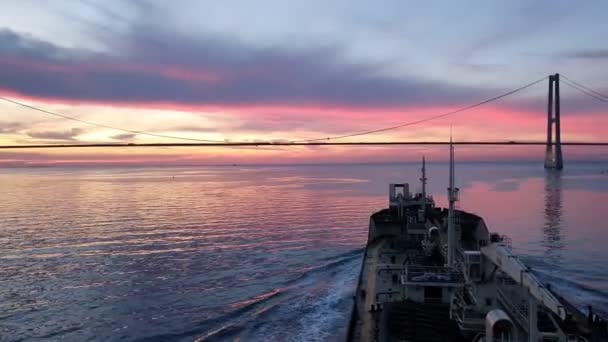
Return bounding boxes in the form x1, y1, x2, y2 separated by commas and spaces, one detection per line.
1, 73, 607, 169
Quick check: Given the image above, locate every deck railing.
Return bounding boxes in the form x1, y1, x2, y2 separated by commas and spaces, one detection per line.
497, 287, 529, 332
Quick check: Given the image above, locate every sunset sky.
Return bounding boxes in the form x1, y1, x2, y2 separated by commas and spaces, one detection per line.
1, 0, 607, 165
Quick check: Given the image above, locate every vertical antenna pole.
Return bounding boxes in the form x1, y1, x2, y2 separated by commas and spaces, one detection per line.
420, 155, 427, 218
447, 130, 456, 267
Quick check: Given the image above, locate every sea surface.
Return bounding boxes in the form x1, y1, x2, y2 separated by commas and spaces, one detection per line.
1, 162, 608, 341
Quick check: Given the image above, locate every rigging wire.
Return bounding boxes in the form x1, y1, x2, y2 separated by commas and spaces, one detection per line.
293, 76, 547, 142
0, 96, 227, 143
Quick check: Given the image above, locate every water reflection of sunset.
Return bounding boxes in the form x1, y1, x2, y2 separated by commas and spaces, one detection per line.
2, 162, 608, 339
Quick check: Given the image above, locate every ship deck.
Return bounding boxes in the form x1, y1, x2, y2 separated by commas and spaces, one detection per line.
349, 229, 468, 342
347, 164, 608, 341
351, 237, 396, 342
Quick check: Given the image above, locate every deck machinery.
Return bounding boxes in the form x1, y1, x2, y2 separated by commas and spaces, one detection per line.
347, 146, 607, 342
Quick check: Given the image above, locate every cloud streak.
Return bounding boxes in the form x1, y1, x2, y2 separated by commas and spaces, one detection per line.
561, 49, 608, 60
0, 121, 26, 133
0, 25, 499, 110
26, 128, 86, 141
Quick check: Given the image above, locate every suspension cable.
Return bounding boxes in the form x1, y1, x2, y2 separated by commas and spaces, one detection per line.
0, 96, 227, 143
561, 75, 608, 100
293, 76, 547, 142
560, 78, 608, 103
2, 75, 547, 144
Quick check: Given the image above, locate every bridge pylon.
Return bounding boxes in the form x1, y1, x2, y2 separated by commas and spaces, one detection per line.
545, 73, 563, 169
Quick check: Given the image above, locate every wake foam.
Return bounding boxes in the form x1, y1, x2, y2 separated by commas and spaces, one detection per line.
196, 249, 363, 341
524, 257, 608, 317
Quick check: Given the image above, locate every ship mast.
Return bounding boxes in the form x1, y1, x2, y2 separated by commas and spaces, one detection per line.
420, 156, 427, 217
447, 132, 458, 267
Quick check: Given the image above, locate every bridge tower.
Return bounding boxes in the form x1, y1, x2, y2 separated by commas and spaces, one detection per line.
544, 73, 563, 169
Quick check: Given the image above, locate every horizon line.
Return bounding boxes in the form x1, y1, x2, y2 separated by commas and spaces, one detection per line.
3, 159, 608, 169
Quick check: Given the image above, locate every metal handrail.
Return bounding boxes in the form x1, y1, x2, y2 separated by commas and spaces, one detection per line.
497, 288, 529, 332
472, 332, 485, 342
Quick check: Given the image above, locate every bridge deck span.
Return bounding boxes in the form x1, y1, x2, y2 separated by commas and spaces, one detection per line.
1, 141, 608, 149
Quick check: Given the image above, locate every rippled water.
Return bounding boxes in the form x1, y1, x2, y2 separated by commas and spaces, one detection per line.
1, 162, 607, 341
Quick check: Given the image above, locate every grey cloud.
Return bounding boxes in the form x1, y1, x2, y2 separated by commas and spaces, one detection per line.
0, 28, 91, 61
112, 133, 136, 141
561, 49, 608, 60
0, 121, 26, 133
0, 24, 499, 109
462, 2, 575, 59
26, 128, 86, 140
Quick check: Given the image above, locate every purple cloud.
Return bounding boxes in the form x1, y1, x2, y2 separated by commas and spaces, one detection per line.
0, 26, 500, 109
